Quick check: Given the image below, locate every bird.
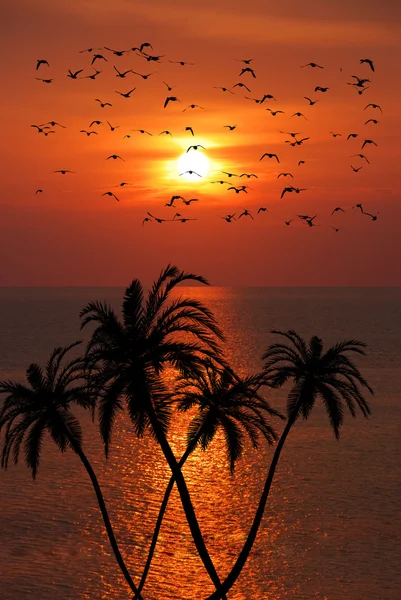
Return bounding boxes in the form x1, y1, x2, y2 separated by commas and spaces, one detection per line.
147, 212, 168, 223
235, 58, 254, 64
169, 60, 195, 66
106, 121, 120, 131
91, 53, 107, 65
360, 58, 375, 72
352, 203, 364, 212
180, 170, 202, 177
42, 130, 55, 136
182, 198, 199, 205
304, 97, 318, 105
89, 120, 103, 127
183, 104, 204, 111
347, 133, 358, 140
260, 94, 276, 103
83, 67, 102, 79
365, 119, 380, 125
355, 86, 370, 95
331, 207, 345, 215
183, 126, 195, 136
231, 83, 251, 92
213, 87, 235, 94
164, 96, 180, 108
292, 187, 307, 194
80, 130, 98, 136
224, 125, 237, 130
115, 182, 133, 187
266, 109, 285, 116
298, 160, 305, 166
260, 153, 279, 162
332, 227, 340, 232
67, 69, 83, 79
159, 130, 172, 136
221, 171, 239, 178
105, 47, 129, 56
277, 172, 293, 178
281, 187, 295, 198
228, 186, 247, 194
280, 131, 301, 138
36, 59, 49, 70
349, 76, 370, 87
239, 67, 256, 78
40, 121, 66, 128
361, 139, 378, 149
102, 191, 119, 201
170, 195, 185, 202
330, 132, 342, 137
304, 216, 317, 227
165, 198, 177, 207
36, 78, 53, 83
177, 218, 197, 223
239, 173, 258, 178
113, 66, 133, 78
238, 209, 253, 219
363, 211, 379, 221
210, 180, 229, 185
139, 53, 165, 63
115, 88, 136, 98
131, 129, 153, 135
131, 71, 157, 79
245, 96, 264, 104
138, 42, 153, 53
172, 213, 183, 219
257, 207, 268, 213
291, 112, 308, 120
314, 86, 329, 92
351, 154, 370, 164
53, 169, 75, 174
142, 217, 152, 226
35, 189, 43, 194
95, 99, 112, 107
187, 145, 205, 152
162, 81, 176, 91
301, 62, 324, 68
364, 103, 383, 114
351, 165, 362, 172
31, 124, 51, 133
106, 154, 125, 161
284, 219, 293, 226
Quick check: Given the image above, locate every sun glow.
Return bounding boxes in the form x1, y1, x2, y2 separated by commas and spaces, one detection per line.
177, 151, 210, 181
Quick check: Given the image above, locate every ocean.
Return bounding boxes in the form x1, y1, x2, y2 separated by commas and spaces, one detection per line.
0, 286, 400, 600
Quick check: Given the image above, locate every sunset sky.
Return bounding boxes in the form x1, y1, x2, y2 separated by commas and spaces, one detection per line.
1, 0, 400, 286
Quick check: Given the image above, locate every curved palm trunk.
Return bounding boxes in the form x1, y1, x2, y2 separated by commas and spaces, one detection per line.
65, 431, 143, 600
206, 414, 296, 600
146, 404, 227, 599
133, 445, 193, 599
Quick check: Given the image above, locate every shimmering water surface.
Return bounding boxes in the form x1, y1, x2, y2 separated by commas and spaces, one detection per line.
0, 287, 400, 600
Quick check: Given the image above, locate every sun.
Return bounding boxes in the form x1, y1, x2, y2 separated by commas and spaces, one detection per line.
177, 151, 210, 181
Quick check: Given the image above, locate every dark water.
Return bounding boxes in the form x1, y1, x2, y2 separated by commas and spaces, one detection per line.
0, 287, 400, 599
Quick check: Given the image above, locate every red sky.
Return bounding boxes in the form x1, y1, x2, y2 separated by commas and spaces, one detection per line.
1, 0, 400, 286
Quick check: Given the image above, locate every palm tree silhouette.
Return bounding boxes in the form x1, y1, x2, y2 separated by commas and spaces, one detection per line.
0, 342, 143, 599
80, 265, 227, 597
206, 329, 373, 599
134, 362, 283, 598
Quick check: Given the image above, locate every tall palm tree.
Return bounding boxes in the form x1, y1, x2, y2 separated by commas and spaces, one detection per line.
206, 330, 374, 599
0, 342, 143, 600
80, 265, 228, 596
134, 362, 283, 598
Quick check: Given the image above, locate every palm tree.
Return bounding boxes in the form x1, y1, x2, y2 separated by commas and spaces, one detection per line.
206, 330, 374, 599
0, 342, 143, 600
80, 265, 228, 596
134, 362, 283, 598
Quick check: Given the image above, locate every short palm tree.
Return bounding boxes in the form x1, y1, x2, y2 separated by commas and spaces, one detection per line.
206, 329, 374, 599
80, 265, 227, 596
134, 362, 283, 598
0, 342, 143, 600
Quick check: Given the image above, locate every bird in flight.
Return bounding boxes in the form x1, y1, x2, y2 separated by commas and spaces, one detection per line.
364, 103, 383, 114
284, 219, 293, 226
106, 154, 125, 161
107, 121, 120, 131
36, 59, 49, 70
102, 191, 119, 201
183, 126, 195, 136
347, 133, 358, 140
260, 153, 280, 162
131, 71, 157, 79
31, 124, 51, 133
361, 139, 378, 149
239, 173, 258, 179
164, 96, 180, 108
89, 120, 103, 127
228, 186, 247, 194
163, 81, 176, 91
211, 180, 229, 185
35, 189, 43, 194
365, 119, 380, 125
231, 83, 251, 92
363, 211, 379, 221
115, 182, 133, 187
213, 87, 235, 94
298, 160, 305, 166
235, 58, 254, 64
180, 170, 202, 177
301, 62, 324, 68
187, 145, 205, 152
257, 207, 268, 214
292, 112, 308, 120
159, 130, 172, 136
84, 69, 102, 79
131, 129, 153, 135
140, 53, 165, 62
67, 69, 83, 79
182, 198, 199, 205
280, 131, 301, 138
169, 60, 195, 66
266, 109, 285, 116
147, 212, 168, 223
238, 209, 253, 219
330, 132, 342, 137
304, 97, 318, 105
331, 207, 345, 215
105, 47, 129, 56
277, 172, 293, 178
116, 88, 136, 98
224, 125, 237, 131
239, 67, 256, 78
80, 130, 98, 136
281, 187, 295, 198
352, 203, 364, 212
314, 86, 329, 92
91, 53, 107, 65
332, 227, 340, 232
183, 104, 204, 111
221, 171, 239, 178
95, 99, 112, 107
351, 165, 362, 172
219, 213, 236, 222
360, 58, 375, 72
36, 78, 53, 83
53, 169, 75, 174
351, 153, 370, 163
113, 66, 133, 78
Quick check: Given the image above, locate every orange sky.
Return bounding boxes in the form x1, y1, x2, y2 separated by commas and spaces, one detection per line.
1, 0, 401, 286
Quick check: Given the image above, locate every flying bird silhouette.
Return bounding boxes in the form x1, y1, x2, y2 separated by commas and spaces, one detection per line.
95, 99, 112, 107
301, 62, 324, 68
67, 69, 83, 79
260, 153, 280, 162
115, 88, 136, 98
164, 96, 180, 108
239, 67, 256, 78
331, 207, 345, 215
183, 104, 204, 111
106, 154, 125, 161
36, 59, 49, 70
187, 145, 205, 152
360, 58, 375, 71
364, 103, 383, 114
102, 191, 119, 201
361, 139, 378, 149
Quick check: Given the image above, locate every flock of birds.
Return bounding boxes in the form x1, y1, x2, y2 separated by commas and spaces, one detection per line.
32, 46, 382, 230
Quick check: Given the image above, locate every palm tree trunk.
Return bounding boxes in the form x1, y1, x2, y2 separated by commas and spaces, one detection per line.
133, 445, 194, 599
65, 431, 143, 600
145, 403, 227, 599
206, 414, 296, 600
